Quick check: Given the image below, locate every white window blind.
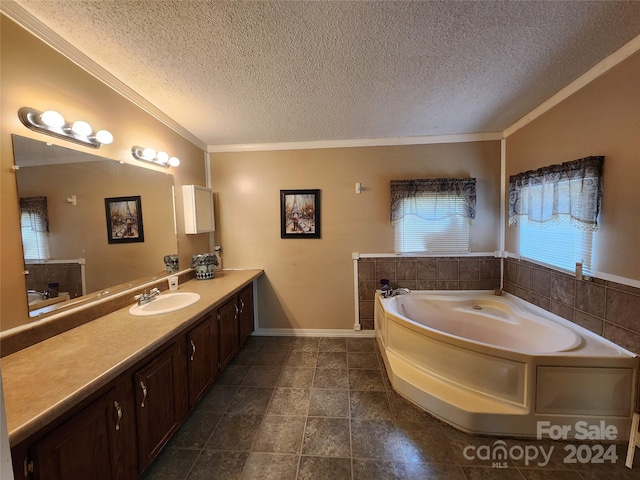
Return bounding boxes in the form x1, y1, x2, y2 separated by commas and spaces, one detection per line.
394, 195, 470, 254
21, 210, 50, 260
519, 217, 593, 274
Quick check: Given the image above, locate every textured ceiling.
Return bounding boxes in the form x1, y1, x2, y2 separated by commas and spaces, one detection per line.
10, 1, 640, 148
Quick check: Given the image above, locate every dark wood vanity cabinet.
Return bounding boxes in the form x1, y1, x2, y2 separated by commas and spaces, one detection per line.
218, 296, 240, 370
238, 284, 254, 345
16, 377, 137, 480
11, 279, 257, 479
186, 312, 219, 408
134, 341, 188, 473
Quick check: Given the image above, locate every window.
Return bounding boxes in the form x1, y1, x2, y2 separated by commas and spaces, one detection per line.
519, 217, 593, 273
19, 196, 50, 260
509, 156, 603, 274
391, 178, 476, 254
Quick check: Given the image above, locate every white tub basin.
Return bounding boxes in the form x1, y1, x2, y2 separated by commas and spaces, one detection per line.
129, 292, 200, 316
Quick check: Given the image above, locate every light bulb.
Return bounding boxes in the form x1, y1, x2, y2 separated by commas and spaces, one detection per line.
168, 157, 180, 167
142, 147, 156, 160
95, 130, 113, 145
156, 151, 169, 164
40, 110, 65, 128
71, 120, 92, 136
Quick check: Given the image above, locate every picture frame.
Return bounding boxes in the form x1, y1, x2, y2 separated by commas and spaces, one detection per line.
280, 189, 321, 239
104, 195, 145, 244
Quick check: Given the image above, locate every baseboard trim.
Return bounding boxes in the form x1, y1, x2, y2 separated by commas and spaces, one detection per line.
253, 328, 376, 338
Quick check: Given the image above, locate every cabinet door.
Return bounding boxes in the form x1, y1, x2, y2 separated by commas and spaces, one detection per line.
218, 297, 239, 370
238, 284, 254, 345
135, 342, 188, 473
187, 313, 219, 408
31, 381, 137, 480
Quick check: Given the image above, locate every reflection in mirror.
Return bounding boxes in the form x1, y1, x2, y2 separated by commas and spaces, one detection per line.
12, 135, 177, 318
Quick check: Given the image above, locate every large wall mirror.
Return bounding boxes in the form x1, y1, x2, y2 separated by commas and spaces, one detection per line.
12, 135, 177, 318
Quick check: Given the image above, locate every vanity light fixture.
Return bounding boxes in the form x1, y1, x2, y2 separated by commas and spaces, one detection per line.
18, 107, 113, 149
131, 145, 180, 168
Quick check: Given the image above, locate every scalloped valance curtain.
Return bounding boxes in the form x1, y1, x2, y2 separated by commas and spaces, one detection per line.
390, 178, 476, 224
508, 156, 604, 231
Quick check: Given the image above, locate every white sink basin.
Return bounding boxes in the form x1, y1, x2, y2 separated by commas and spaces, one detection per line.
129, 292, 201, 316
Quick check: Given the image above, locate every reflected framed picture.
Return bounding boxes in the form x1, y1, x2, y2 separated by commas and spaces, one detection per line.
280, 189, 321, 239
105, 195, 145, 244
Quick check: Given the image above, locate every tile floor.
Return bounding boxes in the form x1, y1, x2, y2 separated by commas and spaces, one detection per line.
141, 336, 640, 480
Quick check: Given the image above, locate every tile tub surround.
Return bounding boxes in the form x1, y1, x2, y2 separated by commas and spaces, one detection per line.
357, 256, 501, 330
504, 257, 640, 355
141, 336, 640, 480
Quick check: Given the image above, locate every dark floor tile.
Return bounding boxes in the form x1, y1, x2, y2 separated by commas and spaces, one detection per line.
215, 364, 250, 386
388, 392, 442, 427
242, 336, 268, 351
348, 369, 386, 391
186, 450, 249, 480
261, 336, 295, 351
352, 458, 407, 480
312, 368, 349, 389
286, 350, 318, 368
290, 337, 320, 352
206, 414, 263, 451
168, 410, 220, 449
197, 384, 238, 413
347, 351, 380, 369
241, 366, 283, 387
350, 390, 392, 420
267, 387, 311, 416
317, 351, 348, 369
405, 462, 466, 480
302, 417, 351, 457
318, 337, 346, 352
277, 367, 315, 388
252, 415, 306, 454
519, 469, 583, 480
226, 387, 274, 415
140, 447, 200, 480
462, 466, 527, 479
351, 418, 403, 461
297, 456, 351, 480
397, 424, 456, 464
346, 338, 376, 352
308, 389, 349, 417
253, 349, 289, 366
230, 347, 259, 366
241, 453, 298, 480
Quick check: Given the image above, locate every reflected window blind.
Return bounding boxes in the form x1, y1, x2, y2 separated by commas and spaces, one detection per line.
21, 211, 50, 260
394, 196, 470, 254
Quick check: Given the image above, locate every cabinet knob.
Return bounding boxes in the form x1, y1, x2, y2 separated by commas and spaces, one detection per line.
140, 380, 148, 408
114, 401, 122, 431
190, 339, 196, 361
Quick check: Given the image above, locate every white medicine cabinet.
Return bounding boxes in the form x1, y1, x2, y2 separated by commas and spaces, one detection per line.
183, 185, 215, 234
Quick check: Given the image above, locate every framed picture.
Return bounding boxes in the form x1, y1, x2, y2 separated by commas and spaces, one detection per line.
280, 189, 321, 239
104, 195, 145, 244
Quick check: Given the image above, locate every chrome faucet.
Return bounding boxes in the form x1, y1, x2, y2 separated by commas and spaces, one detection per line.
390, 287, 411, 297
134, 287, 161, 305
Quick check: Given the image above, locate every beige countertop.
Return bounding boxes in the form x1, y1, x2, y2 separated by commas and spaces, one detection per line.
1, 269, 263, 446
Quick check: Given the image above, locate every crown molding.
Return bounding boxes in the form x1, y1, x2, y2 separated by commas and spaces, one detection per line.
1, 1, 208, 151
208, 132, 502, 153
504, 34, 640, 138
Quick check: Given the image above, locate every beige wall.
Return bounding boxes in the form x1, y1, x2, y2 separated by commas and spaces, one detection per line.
1, 16, 209, 331
505, 51, 640, 282
210, 141, 501, 331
